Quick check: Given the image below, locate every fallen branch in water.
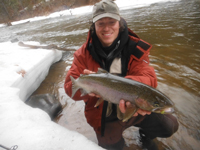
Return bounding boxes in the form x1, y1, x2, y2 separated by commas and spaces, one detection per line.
18, 41, 76, 51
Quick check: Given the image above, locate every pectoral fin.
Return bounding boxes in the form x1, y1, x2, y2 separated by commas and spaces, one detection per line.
80, 89, 88, 97
122, 105, 138, 122
70, 76, 80, 98
94, 98, 104, 107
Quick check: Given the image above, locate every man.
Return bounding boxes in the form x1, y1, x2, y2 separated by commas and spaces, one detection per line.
64, 0, 179, 149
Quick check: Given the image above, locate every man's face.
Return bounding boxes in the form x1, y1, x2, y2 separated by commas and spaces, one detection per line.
95, 17, 120, 47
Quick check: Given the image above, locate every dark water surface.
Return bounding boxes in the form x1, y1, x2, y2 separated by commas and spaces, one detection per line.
1, 0, 199, 149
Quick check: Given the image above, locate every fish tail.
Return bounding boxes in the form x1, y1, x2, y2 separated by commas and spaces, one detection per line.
70, 76, 79, 98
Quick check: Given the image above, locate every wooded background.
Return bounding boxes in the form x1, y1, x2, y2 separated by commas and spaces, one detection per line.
0, 0, 101, 24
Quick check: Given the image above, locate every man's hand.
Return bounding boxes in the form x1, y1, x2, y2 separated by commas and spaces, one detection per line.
119, 99, 151, 117
83, 69, 95, 75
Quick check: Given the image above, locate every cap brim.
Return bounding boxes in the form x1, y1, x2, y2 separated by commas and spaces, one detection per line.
93, 13, 120, 23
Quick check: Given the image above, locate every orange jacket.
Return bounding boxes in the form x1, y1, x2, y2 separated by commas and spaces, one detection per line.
64, 29, 157, 135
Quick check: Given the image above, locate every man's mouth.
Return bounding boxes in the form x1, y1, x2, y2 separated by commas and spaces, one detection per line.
103, 33, 112, 37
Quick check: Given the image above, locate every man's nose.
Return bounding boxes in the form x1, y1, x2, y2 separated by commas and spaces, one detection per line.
103, 23, 110, 30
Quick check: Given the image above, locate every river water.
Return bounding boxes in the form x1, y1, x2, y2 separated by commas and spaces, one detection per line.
1, 0, 200, 149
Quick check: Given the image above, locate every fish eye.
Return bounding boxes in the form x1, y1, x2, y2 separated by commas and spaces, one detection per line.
154, 101, 160, 107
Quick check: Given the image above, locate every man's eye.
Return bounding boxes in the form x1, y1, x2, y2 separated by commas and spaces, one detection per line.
98, 23, 104, 26
109, 21, 115, 25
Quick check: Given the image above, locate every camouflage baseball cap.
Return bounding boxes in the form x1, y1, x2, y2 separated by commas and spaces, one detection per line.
92, 0, 120, 23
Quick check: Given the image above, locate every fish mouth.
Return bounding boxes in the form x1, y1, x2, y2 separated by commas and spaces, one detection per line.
153, 107, 174, 114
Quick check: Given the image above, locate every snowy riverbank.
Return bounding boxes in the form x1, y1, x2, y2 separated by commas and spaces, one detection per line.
0, 42, 104, 150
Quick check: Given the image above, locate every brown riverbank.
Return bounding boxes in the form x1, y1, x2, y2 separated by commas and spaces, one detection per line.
0, 0, 101, 25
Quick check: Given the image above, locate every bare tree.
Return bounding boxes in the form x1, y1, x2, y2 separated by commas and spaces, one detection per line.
0, 0, 12, 24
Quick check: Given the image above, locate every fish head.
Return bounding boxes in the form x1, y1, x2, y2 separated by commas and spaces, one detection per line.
135, 90, 174, 114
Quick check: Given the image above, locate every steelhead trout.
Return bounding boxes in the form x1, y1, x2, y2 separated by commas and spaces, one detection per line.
70, 68, 174, 122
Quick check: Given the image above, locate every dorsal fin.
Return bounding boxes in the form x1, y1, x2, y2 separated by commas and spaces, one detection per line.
97, 68, 108, 74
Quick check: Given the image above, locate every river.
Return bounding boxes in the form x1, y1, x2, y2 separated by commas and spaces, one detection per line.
1, 0, 199, 149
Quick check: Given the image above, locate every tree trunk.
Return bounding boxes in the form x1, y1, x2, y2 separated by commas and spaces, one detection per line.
1, 0, 11, 20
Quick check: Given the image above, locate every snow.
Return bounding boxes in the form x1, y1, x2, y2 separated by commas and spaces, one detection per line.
0, 0, 180, 149
115, 0, 180, 10
0, 42, 104, 150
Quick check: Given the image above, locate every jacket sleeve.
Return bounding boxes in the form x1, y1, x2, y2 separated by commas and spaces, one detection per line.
64, 44, 90, 101
125, 54, 157, 88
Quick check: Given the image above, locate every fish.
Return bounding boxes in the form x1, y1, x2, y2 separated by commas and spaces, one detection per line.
70, 68, 174, 122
